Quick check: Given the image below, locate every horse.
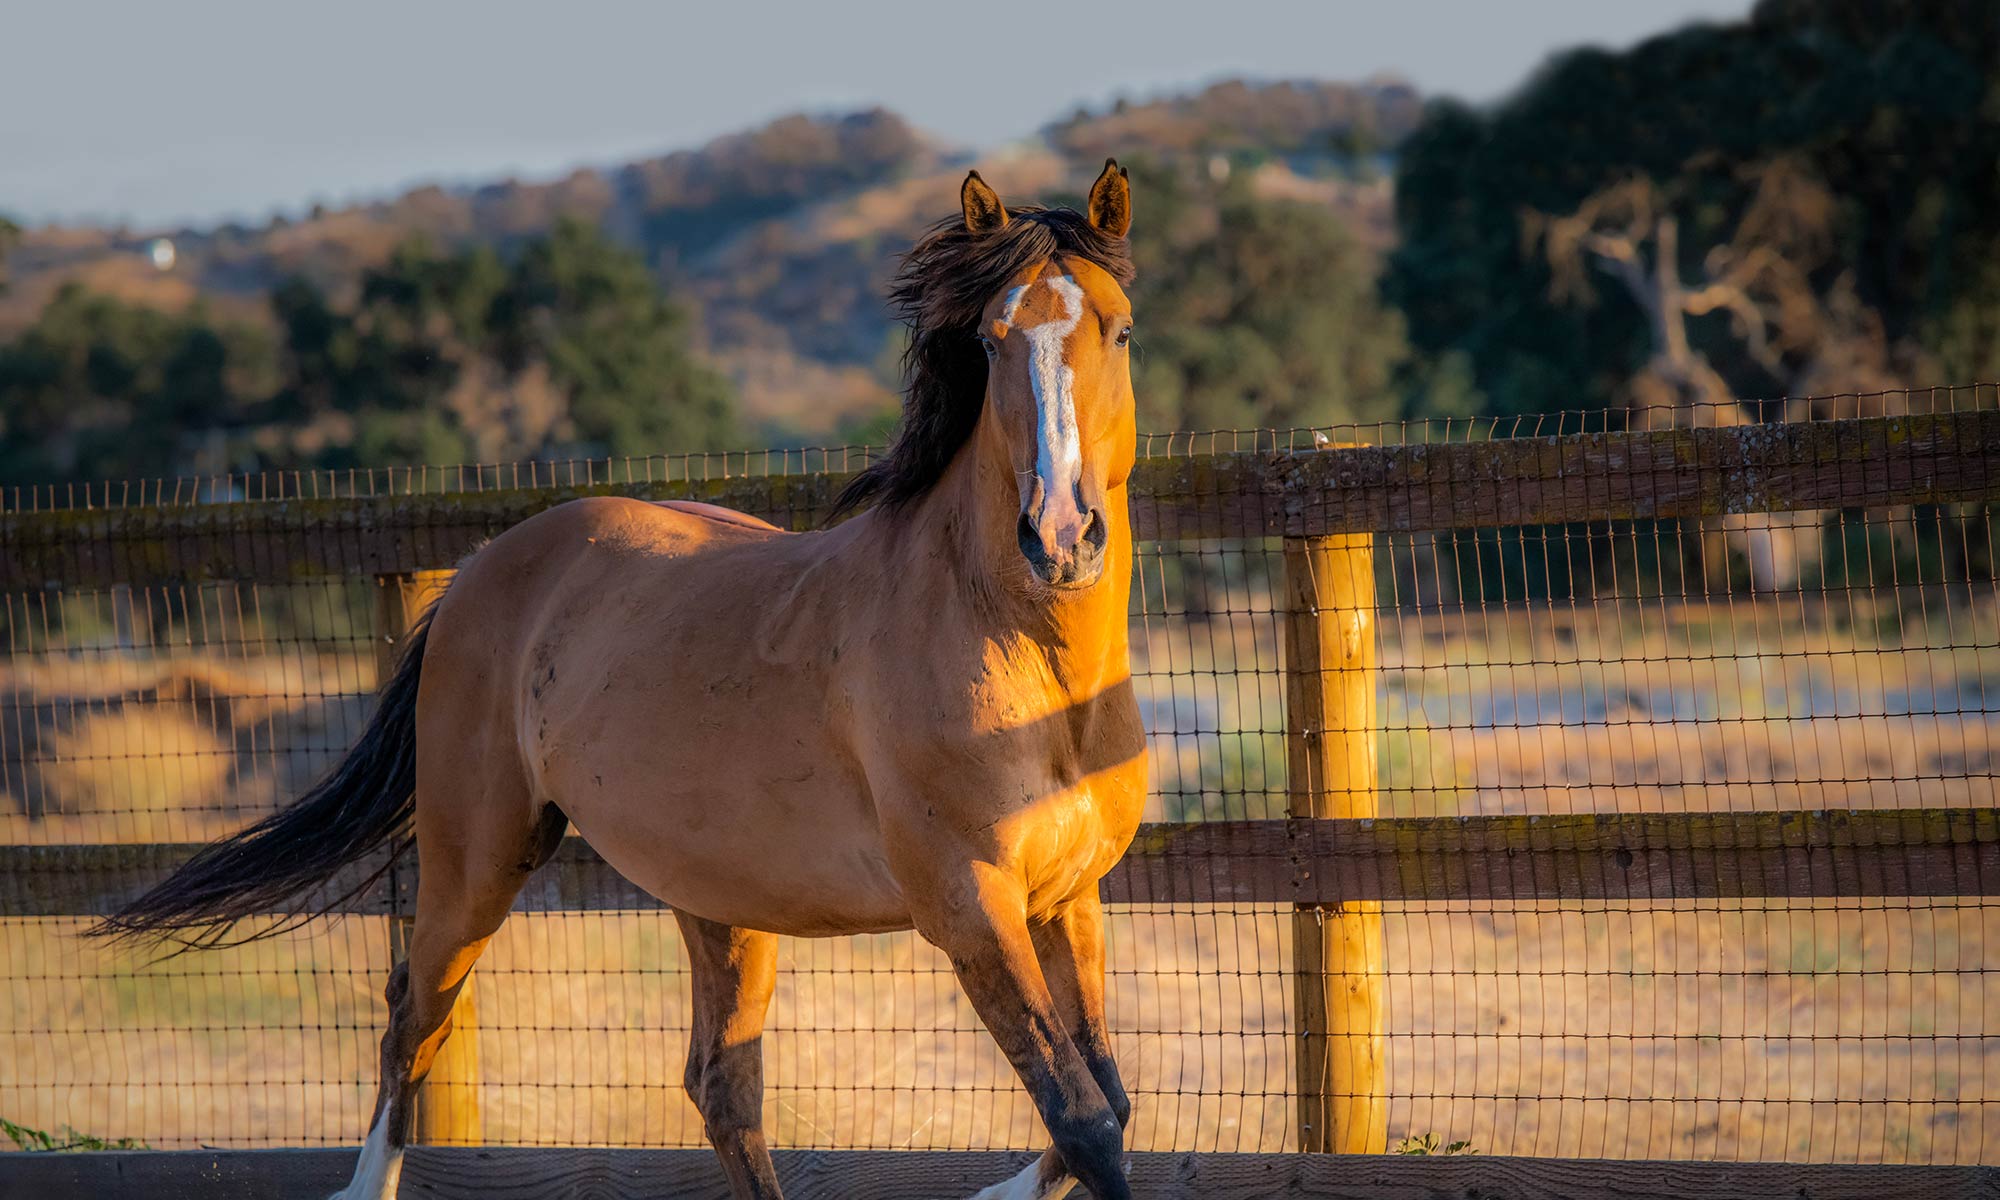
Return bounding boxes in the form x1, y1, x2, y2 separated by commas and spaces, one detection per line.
97, 160, 1148, 1200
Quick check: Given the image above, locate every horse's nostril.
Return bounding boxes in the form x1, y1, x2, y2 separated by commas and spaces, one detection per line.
1081, 509, 1108, 554
1017, 511, 1043, 561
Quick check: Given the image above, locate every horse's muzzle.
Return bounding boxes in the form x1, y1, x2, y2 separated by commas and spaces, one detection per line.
1018, 505, 1109, 589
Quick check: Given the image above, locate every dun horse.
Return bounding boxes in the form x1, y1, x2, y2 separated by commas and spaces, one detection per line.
99, 162, 1148, 1200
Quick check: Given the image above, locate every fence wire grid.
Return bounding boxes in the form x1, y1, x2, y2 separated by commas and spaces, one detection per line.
2, 387, 1997, 1166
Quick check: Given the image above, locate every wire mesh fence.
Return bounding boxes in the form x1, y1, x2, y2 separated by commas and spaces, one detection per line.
2, 390, 1997, 1166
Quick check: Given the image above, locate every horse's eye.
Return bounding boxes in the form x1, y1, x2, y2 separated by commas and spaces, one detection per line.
978, 334, 998, 358
1115, 326, 1133, 348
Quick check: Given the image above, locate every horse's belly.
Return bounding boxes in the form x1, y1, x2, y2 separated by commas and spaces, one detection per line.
544, 741, 912, 938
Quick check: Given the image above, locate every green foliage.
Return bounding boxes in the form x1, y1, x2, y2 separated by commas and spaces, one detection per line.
1387, 0, 2000, 415
0, 221, 735, 485
1390, 1131, 1477, 1156
0, 285, 274, 481
1922, 254, 2000, 383
1, 1114, 146, 1152
503, 219, 734, 457
1116, 159, 1413, 432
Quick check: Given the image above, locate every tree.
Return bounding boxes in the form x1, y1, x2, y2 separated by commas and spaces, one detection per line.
2, 221, 736, 485
0, 285, 270, 482
1529, 164, 1874, 590
260, 220, 735, 470
1119, 160, 1411, 433
1388, 0, 2000, 417
496, 218, 735, 457
263, 244, 481, 468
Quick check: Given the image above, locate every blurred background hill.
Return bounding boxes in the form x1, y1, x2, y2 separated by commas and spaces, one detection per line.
1, 0, 1994, 487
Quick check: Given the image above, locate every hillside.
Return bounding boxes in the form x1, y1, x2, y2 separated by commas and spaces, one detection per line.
1046, 75, 1422, 160
0, 79, 1412, 450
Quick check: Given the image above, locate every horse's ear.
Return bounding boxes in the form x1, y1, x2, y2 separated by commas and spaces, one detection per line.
1086, 158, 1132, 238
960, 170, 1009, 234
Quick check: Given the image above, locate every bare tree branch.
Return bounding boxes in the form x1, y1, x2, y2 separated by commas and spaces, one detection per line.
1526, 158, 1897, 593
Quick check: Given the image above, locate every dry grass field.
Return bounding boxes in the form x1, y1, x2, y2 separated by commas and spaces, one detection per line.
2, 574, 1995, 1162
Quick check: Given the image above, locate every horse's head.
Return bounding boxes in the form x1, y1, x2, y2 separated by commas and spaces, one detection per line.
832, 160, 1137, 595
962, 162, 1136, 589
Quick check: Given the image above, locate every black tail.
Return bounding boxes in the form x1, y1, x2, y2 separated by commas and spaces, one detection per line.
91, 610, 433, 952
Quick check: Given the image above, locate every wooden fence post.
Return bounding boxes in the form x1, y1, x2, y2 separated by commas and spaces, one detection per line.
371, 570, 480, 1146
1282, 534, 1386, 1154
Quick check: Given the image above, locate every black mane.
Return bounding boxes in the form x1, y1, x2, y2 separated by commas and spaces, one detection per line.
831, 205, 1134, 519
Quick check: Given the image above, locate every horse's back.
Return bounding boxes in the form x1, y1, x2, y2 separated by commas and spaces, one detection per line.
650, 498, 783, 533
428, 492, 807, 724
509, 494, 786, 562
436, 494, 794, 629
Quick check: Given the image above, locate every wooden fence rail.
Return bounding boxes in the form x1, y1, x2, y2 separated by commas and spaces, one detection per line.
4, 411, 1996, 590
8, 1147, 1994, 1200
11, 809, 1997, 919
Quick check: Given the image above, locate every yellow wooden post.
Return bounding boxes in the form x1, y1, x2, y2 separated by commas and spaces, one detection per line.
372, 570, 480, 1146
1282, 533, 1386, 1154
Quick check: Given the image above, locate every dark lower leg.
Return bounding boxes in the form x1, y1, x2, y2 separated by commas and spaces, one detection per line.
693, 1039, 781, 1197
979, 894, 1128, 1200
926, 869, 1128, 1200
1034, 894, 1130, 1130
334, 956, 473, 1200
678, 912, 783, 1200
336, 858, 513, 1200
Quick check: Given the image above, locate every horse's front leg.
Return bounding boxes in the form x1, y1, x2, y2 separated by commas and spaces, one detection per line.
1034, 891, 1129, 1130
915, 862, 1130, 1200
970, 891, 1129, 1200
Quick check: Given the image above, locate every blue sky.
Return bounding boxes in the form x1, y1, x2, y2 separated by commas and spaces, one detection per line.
2, 1, 1754, 228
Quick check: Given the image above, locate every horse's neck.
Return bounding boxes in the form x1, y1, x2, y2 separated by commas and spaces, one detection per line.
892, 445, 1132, 697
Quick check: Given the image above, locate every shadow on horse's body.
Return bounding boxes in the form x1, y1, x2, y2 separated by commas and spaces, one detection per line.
99, 162, 1146, 1200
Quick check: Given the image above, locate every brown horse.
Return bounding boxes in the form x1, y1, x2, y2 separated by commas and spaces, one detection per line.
99, 161, 1147, 1200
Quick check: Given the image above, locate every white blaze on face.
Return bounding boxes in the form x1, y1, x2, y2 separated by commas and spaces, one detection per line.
1020, 274, 1086, 518
1000, 284, 1030, 326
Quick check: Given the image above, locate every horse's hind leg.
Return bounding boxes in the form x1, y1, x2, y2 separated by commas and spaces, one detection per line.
332, 799, 567, 1200
677, 911, 783, 1199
